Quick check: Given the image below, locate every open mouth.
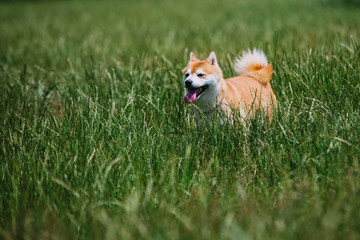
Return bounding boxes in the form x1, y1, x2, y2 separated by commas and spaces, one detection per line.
184, 85, 209, 103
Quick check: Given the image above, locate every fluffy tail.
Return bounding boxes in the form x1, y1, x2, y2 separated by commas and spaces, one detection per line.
234, 48, 273, 85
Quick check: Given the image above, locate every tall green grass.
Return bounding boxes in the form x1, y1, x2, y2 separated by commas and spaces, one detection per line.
1, 0, 360, 239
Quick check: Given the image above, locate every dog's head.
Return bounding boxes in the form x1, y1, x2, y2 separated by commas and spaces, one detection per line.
182, 51, 223, 104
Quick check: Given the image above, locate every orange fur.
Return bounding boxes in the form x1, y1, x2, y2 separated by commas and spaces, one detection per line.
221, 75, 276, 119
247, 63, 273, 85
183, 60, 223, 77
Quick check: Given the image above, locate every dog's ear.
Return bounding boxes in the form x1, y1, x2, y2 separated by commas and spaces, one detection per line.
190, 52, 198, 61
207, 51, 219, 67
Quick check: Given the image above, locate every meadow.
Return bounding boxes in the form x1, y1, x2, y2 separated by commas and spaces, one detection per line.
1, 0, 360, 239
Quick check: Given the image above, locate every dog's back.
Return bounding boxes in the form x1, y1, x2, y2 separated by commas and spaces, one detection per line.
220, 49, 276, 119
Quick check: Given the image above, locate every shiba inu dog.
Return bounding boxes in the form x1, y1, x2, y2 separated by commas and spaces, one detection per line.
182, 49, 276, 125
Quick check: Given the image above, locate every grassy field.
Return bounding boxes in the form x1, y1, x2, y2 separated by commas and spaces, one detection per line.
1, 0, 360, 239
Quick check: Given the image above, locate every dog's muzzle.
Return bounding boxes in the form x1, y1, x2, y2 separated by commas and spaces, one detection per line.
185, 79, 193, 88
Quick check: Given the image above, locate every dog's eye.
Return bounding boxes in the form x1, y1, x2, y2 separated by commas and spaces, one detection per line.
184, 73, 189, 78
197, 73, 205, 77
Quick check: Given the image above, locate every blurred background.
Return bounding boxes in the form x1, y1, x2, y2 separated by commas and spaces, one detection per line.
1, 0, 360, 70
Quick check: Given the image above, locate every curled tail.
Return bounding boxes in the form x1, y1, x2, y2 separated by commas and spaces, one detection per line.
234, 48, 273, 85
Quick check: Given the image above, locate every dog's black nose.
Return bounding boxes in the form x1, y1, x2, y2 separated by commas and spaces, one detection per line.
185, 79, 193, 88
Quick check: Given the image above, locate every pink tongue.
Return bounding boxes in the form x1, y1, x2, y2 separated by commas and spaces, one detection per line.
184, 89, 200, 103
